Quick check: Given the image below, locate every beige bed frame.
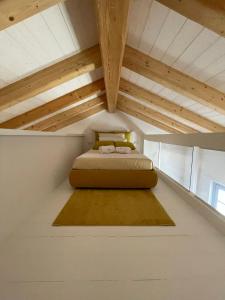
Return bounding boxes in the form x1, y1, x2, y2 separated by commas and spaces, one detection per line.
69, 169, 158, 189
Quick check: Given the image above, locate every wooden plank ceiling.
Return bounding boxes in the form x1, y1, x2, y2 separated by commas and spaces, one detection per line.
0, 0, 65, 30
156, 0, 225, 38
0, 0, 225, 134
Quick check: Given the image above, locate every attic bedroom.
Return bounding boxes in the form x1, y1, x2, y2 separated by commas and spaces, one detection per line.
0, 0, 225, 299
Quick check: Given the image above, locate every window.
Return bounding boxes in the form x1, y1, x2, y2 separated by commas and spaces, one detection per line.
195, 149, 225, 206
210, 182, 225, 216
144, 139, 225, 217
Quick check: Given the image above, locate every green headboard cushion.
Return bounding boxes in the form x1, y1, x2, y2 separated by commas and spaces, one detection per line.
93, 141, 115, 150
114, 141, 136, 150
95, 131, 132, 142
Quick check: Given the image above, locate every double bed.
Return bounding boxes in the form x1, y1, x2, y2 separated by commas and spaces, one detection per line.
69, 149, 158, 189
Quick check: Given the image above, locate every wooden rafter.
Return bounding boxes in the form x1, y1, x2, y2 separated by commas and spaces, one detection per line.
120, 79, 225, 133
0, 0, 65, 31
156, 0, 225, 38
25, 95, 106, 131
45, 104, 106, 132
117, 102, 181, 134
0, 79, 105, 129
118, 94, 199, 134
123, 46, 225, 115
95, 0, 129, 112
0, 45, 101, 111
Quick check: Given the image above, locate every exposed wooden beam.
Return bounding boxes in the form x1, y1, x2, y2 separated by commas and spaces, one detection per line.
117, 103, 181, 134
45, 104, 106, 132
118, 94, 199, 134
95, 0, 129, 112
0, 45, 101, 111
120, 79, 225, 133
25, 95, 106, 131
0, 79, 105, 129
156, 0, 225, 38
124, 46, 225, 115
0, 0, 65, 31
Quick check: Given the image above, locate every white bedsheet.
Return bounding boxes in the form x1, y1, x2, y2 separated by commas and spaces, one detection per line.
72, 150, 153, 170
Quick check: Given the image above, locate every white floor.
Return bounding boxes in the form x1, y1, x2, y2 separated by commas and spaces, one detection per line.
0, 179, 225, 300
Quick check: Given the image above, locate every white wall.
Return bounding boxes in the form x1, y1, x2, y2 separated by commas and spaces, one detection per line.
0, 135, 83, 243
59, 110, 166, 152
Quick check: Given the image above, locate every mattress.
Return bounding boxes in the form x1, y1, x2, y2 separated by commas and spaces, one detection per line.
72, 150, 153, 170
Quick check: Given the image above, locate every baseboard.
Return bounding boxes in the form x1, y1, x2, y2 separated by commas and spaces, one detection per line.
157, 169, 225, 235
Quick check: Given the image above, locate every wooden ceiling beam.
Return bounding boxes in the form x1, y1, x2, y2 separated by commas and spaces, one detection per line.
120, 79, 225, 133
118, 94, 199, 134
0, 79, 105, 129
0, 45, 101, 111
123, 46, 225, 115
156, 0, 225, 38
0, 0, 65, 31
25, 95, 106, 131
45, 104, 106, 132
117, 103, 181, 134
95, 0, 129, 112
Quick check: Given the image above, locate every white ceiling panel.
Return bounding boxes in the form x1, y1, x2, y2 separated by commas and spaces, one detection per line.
127, 0, 153, 49
124, 0, 225, 130
0, 0, 98, 87
161, 19, 203, 66
121, 68, 225, 128
119, 90, 208, 132
150, 10, 186, 60
0, 0, 225, 133
0, 0, 99, 124
20, 92, 104, 129
138, 1, 169, 54
0, 68, 103, 123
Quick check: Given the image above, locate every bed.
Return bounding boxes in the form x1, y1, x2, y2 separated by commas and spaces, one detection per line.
69, 149, 158, 189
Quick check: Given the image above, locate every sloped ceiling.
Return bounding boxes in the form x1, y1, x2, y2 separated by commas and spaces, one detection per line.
122, 0, 225, 129
0, 0, 225, 132
0, 0, 102, 123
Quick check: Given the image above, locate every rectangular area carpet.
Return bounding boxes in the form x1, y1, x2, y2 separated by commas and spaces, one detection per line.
53, 189, 175, 226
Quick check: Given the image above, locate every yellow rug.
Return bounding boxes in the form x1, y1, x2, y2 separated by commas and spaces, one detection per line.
53, 189, 175, 226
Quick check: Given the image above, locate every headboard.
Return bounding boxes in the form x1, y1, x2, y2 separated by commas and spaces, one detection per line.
95, 131, 132, 142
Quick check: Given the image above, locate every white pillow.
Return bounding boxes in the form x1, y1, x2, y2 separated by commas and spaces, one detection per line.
116, 147, 131, 154
99, 133, 125, 142
99, 145, 115, 153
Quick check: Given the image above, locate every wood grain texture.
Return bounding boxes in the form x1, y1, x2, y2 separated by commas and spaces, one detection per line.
45, 104, 106, 132
0, 0, 65, 31
0, 79, 105, 129
118, 94, 198, 133
120, 79, 225, 132
95, 0, 129, 112
0, 45, 101, 111
117, 103, 180, 134
156, 0, 225, 38
25, 95, 106, 131
124, 46, 225, 115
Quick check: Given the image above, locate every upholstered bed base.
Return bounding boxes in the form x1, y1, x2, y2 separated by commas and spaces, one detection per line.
69, 169, 158, 189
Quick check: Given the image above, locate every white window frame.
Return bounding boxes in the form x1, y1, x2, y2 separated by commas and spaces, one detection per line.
210, 181, 225, 211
